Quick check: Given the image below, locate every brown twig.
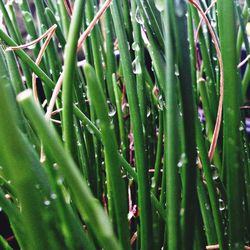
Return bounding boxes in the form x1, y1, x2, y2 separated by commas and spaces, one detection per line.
206, 244, 250, 249
189, 0, 224, 162
5, 24, 57, 102
238, 54, 250, 68
32, 25, 57, 102
63, 0, 73, 17
45, 0, 112, 121
5, 25, 57, 52
77, 0, 112, 49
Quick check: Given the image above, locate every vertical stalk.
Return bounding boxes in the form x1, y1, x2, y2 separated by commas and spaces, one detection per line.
169, 1, 197, 248
164, 2, 180, 249
84, 64, 131, 250
111, 2, 153, 249
131, 0, 147, 129
217, 2, 245, 249
62, 0, 85, 155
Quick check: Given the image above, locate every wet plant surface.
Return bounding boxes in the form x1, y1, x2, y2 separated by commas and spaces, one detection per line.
0, 0, 249, 250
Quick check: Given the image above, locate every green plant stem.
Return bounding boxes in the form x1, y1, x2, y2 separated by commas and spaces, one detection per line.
33, 0, 60, 82
57, 0, 70, 37
164, 3, 180, 249
152, 111, 163, 196
170, 1, 197, 248
236, 2, 249, 59
0, 0, 32, 86
62, 0, 85, 155
74, 104, 165, 220
45, 7, 67, 49
112, 75, 128, 157
0, 235, 13, 250
131, 0, 147, 128
196, 172, 217, 244
84, 63, 131, 250
111, 2, 153, 249
139, 0, 164, 50
86, 0, 104, 88
104, 9, 116, 104
0, 58, 53, 250
17, 89, 121, 250
191, 7, 218, 117
195, 113, 226, 249
217, 2, 245, 249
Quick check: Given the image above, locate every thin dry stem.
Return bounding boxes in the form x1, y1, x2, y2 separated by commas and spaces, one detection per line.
189, 0, 224, 162
206, 244, 250, 250
5, 25, 57, 51
238, 54, 250, 68
32, 26, 57, 102
77, 0, 112, 49
63, 0, 73, 17
130, 232, 137, 246
50, 118, 61, 124
45, 73, 64, 120
45, 0, 112, 121
195, 0, 217, 43
4, 24, 57, 102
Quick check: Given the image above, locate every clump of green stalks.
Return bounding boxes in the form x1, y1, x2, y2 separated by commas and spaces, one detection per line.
0, 0, 249, 249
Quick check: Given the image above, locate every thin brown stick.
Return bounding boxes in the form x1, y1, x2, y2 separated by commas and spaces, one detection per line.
193, 0, 217, 71
206, 244, 250, 250
63, 0, 73, 17
238, 54, 250, 68
51, 108, 63, 116
45, 0, 112, 120
45, 73, 64, 119
50, 118, 61, 124
5, 24, 57, 102
130, 232, 137, 246
77, 0, 112, 49
194, 0, 217, 43
189, 0, 224, 162
5, 25, 57, 51
240, 105, 250, 109
32, 26, 57, 102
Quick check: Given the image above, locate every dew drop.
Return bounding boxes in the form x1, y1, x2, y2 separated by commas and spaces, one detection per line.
107, 100, 116, 117
44, 200, 51, 206
177, 153, 187, 168
96, 119, 100, 126
57, 177, 64, 185
180, 208, 185, 216
211, 165, 219, 181
219, 198, 225, 211
155, 0, 165, 12
132, 56, 142, 74
211, 20, 217, 28
239, 121, 245, 131
50, 193, 57, 200
147, 107, 151, 117
86, 124, 94, 134
205, 203, 210, 211
175, 0, 186, 17
135, 7, 144, 25
132, 42, 140, 52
